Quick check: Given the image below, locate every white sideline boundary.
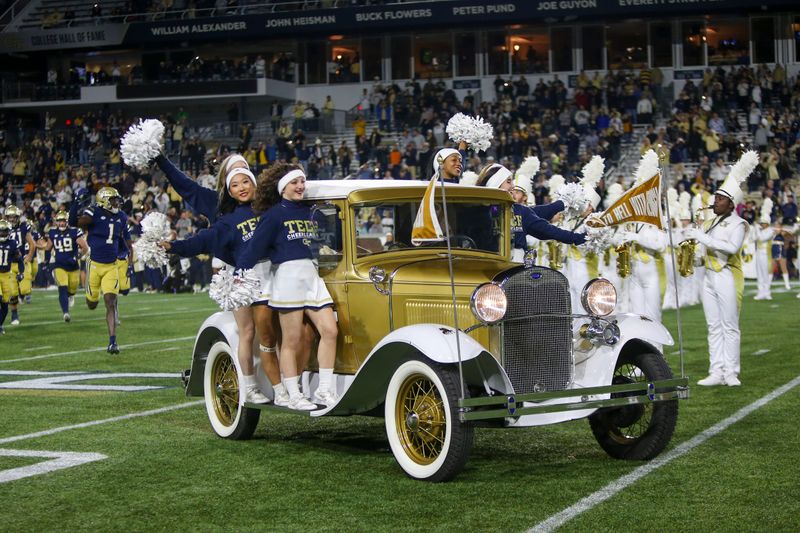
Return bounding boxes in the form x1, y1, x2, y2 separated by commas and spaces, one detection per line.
0, 336, 195, 364
10, 307, 209, 328
0, 400, 204, 445
529, 375, 800, 533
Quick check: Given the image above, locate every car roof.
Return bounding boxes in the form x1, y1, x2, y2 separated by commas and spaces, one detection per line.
304, 179, 488, 200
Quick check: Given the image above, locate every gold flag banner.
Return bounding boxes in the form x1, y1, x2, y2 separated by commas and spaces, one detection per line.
586, 173, 664, 229
411, 173, 445, 245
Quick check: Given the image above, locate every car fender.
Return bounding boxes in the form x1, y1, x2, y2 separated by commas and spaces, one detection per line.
185, 311, 239, 397
314, 324, 513, 417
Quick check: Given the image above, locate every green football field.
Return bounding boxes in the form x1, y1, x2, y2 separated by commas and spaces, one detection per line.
1, 284, 799, 532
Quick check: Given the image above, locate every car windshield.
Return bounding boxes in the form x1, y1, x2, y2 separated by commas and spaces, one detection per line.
353, 200, 504, 257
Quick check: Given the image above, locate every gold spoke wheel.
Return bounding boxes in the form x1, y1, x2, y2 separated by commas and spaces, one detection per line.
395, 373, 447, 465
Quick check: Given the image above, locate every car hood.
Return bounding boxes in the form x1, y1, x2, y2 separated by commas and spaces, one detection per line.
355, 253, 514, 287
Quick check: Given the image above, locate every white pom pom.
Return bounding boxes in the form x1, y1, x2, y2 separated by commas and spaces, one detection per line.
579, 222, 615, 256
208, 268, 261, 311
554, 182, 587, 217
133, 238, 169, 269
121, 119, 165, 172
140, 211, 172, 242
633, 149, 660, 186
446, 113, 494, 153
459, 170, 479, 186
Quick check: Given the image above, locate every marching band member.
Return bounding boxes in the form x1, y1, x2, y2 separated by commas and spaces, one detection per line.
686, 151, 757, 387
753, 198, 775, 300
676, 192, 697, 306
542, 174, 566, 272
617, 151, 667, 323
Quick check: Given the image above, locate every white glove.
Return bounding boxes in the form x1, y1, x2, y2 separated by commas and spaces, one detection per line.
616, 231, 638, 245
684, 227, 704, 243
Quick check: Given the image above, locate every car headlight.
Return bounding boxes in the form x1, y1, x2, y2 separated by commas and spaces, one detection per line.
470, 283, 507, 324
581, 278, 616, 316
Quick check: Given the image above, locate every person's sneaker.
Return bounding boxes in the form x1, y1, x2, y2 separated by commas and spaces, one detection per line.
725, 375, 742, 387
63, 313, 71, 323
287, 394, 317, 411
313, 388, 339, 407
697, 375, 725, 386
68, 296, 75, 308
24, 295, 31, 304
753, 295, 763, 301
0, 326, 5, 335
245, 386, 271, 404
10, 318, 19, 325
107, 342, 120, 355
273, 387, 290, 407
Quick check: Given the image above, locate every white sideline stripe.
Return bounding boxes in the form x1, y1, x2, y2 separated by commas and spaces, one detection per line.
0, 449, 107, 483
529, 375, 800, 533
13, 308, 211, 328
0, 336, 195, 364
0, 400, 204, 445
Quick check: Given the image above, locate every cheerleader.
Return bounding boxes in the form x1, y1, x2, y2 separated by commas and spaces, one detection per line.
241, 164, 338, 411
753, 198, 775, 300
159, 166, 281, 405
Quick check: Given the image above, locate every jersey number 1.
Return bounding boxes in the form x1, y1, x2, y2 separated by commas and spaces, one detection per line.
106, 223, 115, 244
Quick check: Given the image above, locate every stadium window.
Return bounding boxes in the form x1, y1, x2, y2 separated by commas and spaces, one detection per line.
650, 22, 673, 67
486, 30, 509, 75
329, 37, 360, 84
606, 21, 647, 70
706, 18, 749, 66
751, 17, 775, 64
414, 33, 453, 79
391, 36, 411, 80
362, 37, 383, 82
456, 32, 477, 77
509, 27, 549, 74
551, 27, 573, 72
305, 41, 326, 84
581, 26, 604, 71
681, 21, 705, 66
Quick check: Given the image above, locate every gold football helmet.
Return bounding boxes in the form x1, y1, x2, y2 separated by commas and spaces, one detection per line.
54, 210, 69, 229
0, 219, 11, 241
4, 205, 21, 226
96, 187, 122, 214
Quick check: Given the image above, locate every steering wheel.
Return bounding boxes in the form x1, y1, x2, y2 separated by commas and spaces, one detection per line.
448, 235, 477, 249
387, 241, 409, 250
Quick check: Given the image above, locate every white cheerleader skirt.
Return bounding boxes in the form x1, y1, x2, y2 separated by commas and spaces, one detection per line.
252, 259, 273, 305
269, 258, 333, 311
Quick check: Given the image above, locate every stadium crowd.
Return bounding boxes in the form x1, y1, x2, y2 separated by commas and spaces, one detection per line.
1, 63, 799, 300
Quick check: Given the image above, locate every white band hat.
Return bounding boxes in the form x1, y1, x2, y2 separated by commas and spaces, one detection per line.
485, 164, 513, 189
225, 167, 256, 190
224, 154, 249, 172
277, 169, 307, 195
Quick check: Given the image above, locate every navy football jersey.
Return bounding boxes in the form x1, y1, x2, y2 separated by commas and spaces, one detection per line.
0, 239, 21, 273
10, 221, 33, 256
47, 227, 83, 270
82, 206, 131, 264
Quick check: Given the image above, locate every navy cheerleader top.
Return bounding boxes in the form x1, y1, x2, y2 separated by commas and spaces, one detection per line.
240, 199, 317, 268
168, 204, 259, 267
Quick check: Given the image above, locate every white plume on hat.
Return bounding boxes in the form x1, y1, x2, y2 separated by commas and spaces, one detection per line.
667, 187, 680, 222
633, 149, 660, 187
679, 191, 692, 220
579, 155, 605, 209
514, 156, 540, 206
459, 170, 480, 186
604, 183, 624, 209
547, 174, 565, 195
716, 150, 759, 205
760, 197, 773, 224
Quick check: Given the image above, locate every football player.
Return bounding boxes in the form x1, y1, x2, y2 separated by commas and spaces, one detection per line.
4, 205, 36, 325
44, 211, 88, 322
74, 187, 132, 354
0, 220, 25, 335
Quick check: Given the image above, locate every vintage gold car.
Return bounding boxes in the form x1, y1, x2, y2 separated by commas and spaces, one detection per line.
183, 180, 689, 482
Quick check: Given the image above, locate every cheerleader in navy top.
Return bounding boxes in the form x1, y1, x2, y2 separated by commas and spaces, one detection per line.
477, 163, 586, 261
241, 164, 339, 411
160, 167, 280, 405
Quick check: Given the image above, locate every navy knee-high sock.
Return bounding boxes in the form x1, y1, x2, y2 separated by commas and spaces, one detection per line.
0, 302, 8, 326
58, 286, 70, 314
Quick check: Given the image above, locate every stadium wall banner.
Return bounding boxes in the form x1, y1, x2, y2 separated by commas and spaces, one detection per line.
0, 25, 127, 52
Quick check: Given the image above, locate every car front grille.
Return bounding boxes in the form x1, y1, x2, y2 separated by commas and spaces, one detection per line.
501, 267, 573, 393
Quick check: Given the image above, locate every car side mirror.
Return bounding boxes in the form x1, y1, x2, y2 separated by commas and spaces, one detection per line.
369, 266, 390, 295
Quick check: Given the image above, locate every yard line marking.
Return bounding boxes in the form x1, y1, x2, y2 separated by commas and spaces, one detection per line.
0, 370, 85, 376
24, 346, 53, 351
12, 308, 212, 328
0, 400, 204, 445
0, 336, 195, 364
0, 449, 107, 483
0, 371, 181, 392
752, 349, 771, 356
529, 374, 800, 533
152, 347, 181, 353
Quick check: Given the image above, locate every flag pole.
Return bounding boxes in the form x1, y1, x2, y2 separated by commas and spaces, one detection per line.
657, 144, 686, 378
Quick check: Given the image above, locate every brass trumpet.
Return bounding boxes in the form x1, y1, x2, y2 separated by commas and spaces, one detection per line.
547, 241, 563, 270
677, 239, 698, 277
616, 242, 632, 278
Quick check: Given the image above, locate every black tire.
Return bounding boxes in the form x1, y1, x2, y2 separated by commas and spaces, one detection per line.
589, 351, 678, 460
204, 341, 260, 440
385, 359, 474, 482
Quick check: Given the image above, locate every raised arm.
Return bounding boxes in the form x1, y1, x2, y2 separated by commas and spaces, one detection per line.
154, 155, 218, 221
